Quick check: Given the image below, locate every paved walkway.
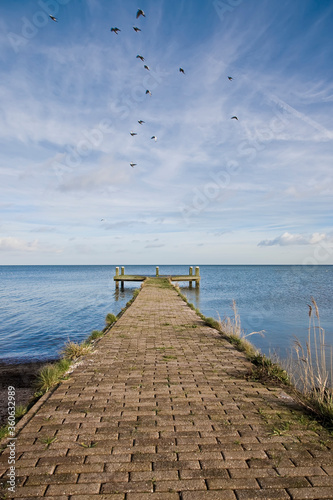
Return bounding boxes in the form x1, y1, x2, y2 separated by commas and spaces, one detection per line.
1, 279, 333, 499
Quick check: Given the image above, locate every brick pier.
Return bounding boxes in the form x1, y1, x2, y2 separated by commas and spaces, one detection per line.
1, 278, 333, 499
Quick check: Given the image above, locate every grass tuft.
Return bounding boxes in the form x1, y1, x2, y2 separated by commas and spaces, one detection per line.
205, 317, 221, 330
87, 329, 104, 342
15, 405, 27, 419
251, 353, 290, 385
105, 313, 117, 326
61, 340, 92, 360
40, 436, 57, 449
35, 357, 72, 393
35, 364, 63, 392
0, 426, 9, 440
57, 357, 72, 372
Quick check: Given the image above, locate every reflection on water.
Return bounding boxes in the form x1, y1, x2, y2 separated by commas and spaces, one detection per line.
113, 287, 136, 303
179, 285, 201, 310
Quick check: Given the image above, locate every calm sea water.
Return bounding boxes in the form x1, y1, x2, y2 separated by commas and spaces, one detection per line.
0, 265, 332, 365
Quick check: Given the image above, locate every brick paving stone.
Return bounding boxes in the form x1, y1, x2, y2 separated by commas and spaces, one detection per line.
236, 490, 290, 499
308, 475, 333, 486
229, 468, 279, 478
101, 480, 153, 494
130, 471, 179, 481
25, 472, 78, 485
207, 477, 259, 490
71, 496, 124, 500
182, 492, 236, 500
288, 487, 333, 499
8, 485, 47, 497
258, 477, 311, 489
154, 479, 207, 492
126, 494, 180, 500
1, 278, 333, 499
180, 468, 229, 479
77, 471, 129, 483
46, 483, 101, 496
55, 463, 104, 474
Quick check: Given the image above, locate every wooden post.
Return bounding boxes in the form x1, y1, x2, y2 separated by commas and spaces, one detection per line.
115, 267, 119, 289
121, 266, 124, 290
156, 266, 159, 277
195, 266, 200, 287
189, 266, 193, 288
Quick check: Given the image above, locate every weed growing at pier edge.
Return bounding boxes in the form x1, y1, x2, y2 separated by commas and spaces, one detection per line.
251, 353, 290, 385
218, 300, 265, 357
87, 329, 104, 342
14, 405, 27, 419
290, 298, 333, 426
0, 426, 9, 440
61, 341, 92, 360
35, 363, 67, 393
105, 313, 117, 326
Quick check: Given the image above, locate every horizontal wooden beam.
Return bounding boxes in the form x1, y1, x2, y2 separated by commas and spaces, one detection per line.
113, 275, 200, 282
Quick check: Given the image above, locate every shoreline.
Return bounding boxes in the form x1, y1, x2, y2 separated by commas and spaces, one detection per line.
0, 360, 56, 427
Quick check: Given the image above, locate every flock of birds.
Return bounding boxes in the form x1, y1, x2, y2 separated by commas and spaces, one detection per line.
109, 9, 238, 168
109, 8, 190, 168
49, 9, 238, 170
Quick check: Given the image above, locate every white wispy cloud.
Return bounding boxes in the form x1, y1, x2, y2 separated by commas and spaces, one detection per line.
0, 237, 38, 252
258, 232, 328, 247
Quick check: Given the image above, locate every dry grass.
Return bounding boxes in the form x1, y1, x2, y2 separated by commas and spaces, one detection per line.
61, 340, 92, 360
290, 297, 333, 425
218, 300, 265, 358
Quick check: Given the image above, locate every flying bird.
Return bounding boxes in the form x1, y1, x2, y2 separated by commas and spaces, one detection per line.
49, 15, 57, 22
130, 131, 137, 136
101, 219, 105, 221
130, 162, 137, 168
151, 136, 157, 141
136, 55, 145, 61
146, 90, 152, 95
231, 116, 238, 120
133, 26, 141, 32
138, 120, 145, 124
179, 68, 185, 74
136, 9, 145, 18
144, 65, 150, 71
228, 76, 233, 80
110, 27, 121, 34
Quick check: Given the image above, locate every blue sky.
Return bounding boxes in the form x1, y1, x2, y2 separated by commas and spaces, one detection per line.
0, 0, 332, 265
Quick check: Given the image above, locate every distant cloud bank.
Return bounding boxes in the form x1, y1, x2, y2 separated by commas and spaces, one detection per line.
258, 232, 328, 247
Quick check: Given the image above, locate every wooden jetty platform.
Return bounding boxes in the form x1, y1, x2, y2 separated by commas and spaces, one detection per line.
114, 266, 201, 290
1, 278, 333, 499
